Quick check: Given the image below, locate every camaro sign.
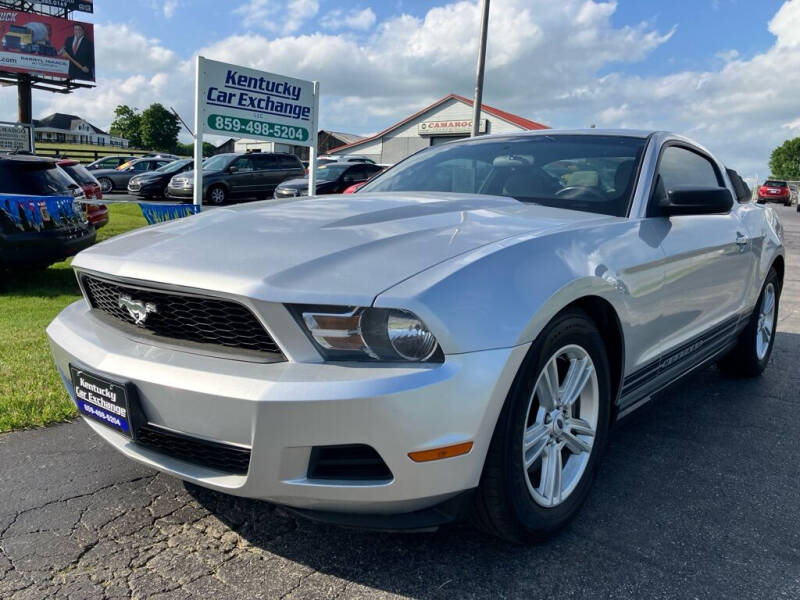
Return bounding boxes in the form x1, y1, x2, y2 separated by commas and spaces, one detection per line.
418, 119, 487, 136
197, 57, 317, 146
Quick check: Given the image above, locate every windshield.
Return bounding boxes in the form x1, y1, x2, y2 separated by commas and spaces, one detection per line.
157, 159, 191, 174
203, 154, 234, 171
360, 134, 647, 217
316, 164, 350, 181
764, 180, 787, 187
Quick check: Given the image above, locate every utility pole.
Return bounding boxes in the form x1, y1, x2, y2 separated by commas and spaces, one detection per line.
18, 74, 32, 125
471, 0, 490, 137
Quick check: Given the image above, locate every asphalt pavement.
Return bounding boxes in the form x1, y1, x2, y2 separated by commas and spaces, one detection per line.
1, 206, 799, 599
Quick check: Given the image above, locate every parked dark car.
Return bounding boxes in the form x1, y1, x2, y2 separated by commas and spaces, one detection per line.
128, 158, 193, 199
275, 162, 385, 198
86, 155, 136, 171
0, 155, 95, 269
323, 154, 376, 164
92, 157, 174, 193
57, 159, 108, 228
167, 152, 305, 205
757, 179, 791, 206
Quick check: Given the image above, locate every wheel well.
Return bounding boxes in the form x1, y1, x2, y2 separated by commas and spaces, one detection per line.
567, 296, 624, 419
773, 255, 785, 288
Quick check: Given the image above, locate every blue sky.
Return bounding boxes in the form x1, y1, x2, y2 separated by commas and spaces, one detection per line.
2, 0, 798, 177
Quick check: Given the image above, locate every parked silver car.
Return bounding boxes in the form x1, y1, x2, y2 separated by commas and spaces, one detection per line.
47, 130, 784, 542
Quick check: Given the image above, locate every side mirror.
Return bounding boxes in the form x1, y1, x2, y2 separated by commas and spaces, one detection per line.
657, 185, 733, 216
228, 165, 239, 173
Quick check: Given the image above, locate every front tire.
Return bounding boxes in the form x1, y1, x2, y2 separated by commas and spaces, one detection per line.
718, 268, 780, 377
472, 308, 611, 543
207, 185, 227, 206
97, 177, 113, 194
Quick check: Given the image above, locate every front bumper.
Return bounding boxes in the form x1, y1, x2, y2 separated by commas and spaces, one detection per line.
48, 300, 526, 515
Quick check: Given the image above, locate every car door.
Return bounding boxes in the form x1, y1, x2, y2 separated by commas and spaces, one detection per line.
227, 156, 256, 198
649, 144, 757, 367
247, 154, 275, 198
256, 154, 285, 196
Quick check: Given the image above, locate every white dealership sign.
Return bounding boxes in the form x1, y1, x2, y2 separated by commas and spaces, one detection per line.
193, 57, 320, 205
418, 119, 486, 136
0, 122, 33, 153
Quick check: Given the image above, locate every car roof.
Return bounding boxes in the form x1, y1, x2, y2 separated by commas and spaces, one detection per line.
56, 159, 80, 166
0, 154, 56, 166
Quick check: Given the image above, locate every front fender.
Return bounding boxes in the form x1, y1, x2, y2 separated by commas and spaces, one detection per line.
375, 219, 665, 374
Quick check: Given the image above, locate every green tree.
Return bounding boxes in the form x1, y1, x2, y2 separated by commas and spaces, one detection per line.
140, 103, 181, 153
769, 137, 800, 179
174, 141, 216, 157
109, 105, 142, 148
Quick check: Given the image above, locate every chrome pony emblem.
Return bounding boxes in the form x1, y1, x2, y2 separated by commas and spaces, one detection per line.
118, 294, 157, 326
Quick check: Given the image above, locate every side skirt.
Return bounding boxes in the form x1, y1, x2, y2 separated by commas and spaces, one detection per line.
616, 312, 749, 419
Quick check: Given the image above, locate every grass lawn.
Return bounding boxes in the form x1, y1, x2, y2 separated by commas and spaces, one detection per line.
0, 203, 147, 433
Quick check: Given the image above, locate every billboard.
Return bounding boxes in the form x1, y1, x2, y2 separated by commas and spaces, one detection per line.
35, 0, 93, 13
196, 57, 317, 146
0, 9, 94, 81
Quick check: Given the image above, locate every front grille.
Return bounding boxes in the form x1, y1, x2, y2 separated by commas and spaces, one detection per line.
81, 274, 283, 357
136, 424, 251, 475
308, 445, 393, 481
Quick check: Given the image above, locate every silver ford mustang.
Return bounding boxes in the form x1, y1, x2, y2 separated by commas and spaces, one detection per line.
47, 130, 784, 542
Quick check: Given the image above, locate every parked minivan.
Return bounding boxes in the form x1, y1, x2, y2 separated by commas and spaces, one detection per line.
166, 152, 305, 205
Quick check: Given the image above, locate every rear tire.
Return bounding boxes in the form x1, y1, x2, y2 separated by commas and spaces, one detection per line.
471, 308, 611, 543
718, 268, 780, 377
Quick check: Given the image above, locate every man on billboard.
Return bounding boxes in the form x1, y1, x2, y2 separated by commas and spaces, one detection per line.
59, 23, 93, 80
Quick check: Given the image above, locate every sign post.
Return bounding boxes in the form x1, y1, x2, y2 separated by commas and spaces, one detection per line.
193, 56, 319, 206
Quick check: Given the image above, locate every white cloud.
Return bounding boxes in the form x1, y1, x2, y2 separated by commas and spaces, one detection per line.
163, 0, 180, 19
322, 7, 377, 31
234, 0, 319, 34
94, 24, 178, 73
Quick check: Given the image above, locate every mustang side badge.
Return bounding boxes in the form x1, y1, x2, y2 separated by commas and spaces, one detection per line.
118, 295, 157, 326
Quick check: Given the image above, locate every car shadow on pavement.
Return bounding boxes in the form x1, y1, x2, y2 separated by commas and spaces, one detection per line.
185, 331, 800, 599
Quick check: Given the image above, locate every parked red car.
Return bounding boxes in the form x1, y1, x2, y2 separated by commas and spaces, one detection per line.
57, 159, 109, 228
757, 179, 791, 206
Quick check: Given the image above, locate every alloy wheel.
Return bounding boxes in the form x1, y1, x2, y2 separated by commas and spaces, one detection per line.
209, 187, 225, 205
98, 178, 112, 193
522, 344, 599, 508
756, 282, 776, 360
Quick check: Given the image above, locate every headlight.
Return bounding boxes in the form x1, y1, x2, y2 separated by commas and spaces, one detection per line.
297, 306, 440, 362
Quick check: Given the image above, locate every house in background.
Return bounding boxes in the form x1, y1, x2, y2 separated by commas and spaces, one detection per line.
33, 113, 129, 148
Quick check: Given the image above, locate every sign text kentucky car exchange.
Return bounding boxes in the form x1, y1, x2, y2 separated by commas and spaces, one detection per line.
207, 70, 310, 121
198, 58, 316, 145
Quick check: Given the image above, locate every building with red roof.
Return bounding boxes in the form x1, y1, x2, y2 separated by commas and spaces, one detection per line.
326, 93, 548, 164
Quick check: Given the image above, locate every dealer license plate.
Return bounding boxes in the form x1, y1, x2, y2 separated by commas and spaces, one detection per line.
69, 365, 133, 437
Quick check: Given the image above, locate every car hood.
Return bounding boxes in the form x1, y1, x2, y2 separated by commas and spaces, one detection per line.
72, 192, 618, 306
